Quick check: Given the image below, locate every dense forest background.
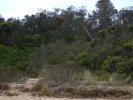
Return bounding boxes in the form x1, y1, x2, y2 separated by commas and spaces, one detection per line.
0, 0, 133, 83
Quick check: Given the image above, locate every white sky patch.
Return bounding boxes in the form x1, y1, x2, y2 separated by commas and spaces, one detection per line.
0, 0, 133, 19
0, 0, 96, 19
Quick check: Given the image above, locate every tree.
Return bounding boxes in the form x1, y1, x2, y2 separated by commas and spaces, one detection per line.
119, 7, 133, 25
58, 6, 88, 41
0, 15, 5, 23
95, 0, 117, 29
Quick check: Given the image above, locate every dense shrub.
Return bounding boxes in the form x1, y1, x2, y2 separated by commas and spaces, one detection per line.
102, 56, 133, 77
74, 52, 95, 71
114, 39, 133, 58
0, 6, 133, 82
102, 56, 122, 73
0, 45, 35, 71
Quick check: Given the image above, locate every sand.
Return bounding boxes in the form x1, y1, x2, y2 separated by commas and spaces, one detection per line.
0, 94, 106, 100
0, 78, 133, 100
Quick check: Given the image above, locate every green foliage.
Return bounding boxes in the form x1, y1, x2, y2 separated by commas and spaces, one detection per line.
94, 0, 117, 28
74, 52, 89, 66
114, 39, 133, 58
74, 52, 95, 71
46, 55, 64, 64
110, 73, 127, 81
119, 8, 133, 25
116, 58, 133, 75
102, 56, 133, 76
97, 29, 110, 39
0, 45, 35, 71
19, 34, 45, 46
102, 56, 122, 73
124, 39, 133, 47
0, 22, 11, 32
54, 16, 65, 26
0, 3, 133, 82
127, 24, 133, 32
94, 71, 110, 81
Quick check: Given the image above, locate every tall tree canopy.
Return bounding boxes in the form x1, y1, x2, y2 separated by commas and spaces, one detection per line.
89, 0, 117, 29
119, 7, 133, 25
96, 0, 117, 28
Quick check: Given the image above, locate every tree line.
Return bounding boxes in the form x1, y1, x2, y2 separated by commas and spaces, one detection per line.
0, 0, 133, 81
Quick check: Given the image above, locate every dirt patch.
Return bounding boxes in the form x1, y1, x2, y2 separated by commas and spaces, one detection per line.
0, 84, 10, 90
33, 84, 132, 99
0, 78, 133, 99
30, 79, 133, 99
0, 83, 21, 96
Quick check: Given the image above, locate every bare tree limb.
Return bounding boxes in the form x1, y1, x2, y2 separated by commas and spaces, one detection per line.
84, 26, 94, 42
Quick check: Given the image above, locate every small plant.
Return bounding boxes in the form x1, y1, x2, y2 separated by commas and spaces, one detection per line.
94, 71, 110, 81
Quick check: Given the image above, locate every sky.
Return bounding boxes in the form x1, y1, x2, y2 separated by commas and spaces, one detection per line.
0, 0, 133, 19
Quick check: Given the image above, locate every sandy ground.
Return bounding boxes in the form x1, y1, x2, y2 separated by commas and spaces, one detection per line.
0, 78, 133, 100
0, 95, 77, 100
0, 95, 120, 100
0, 93, 108, 100
0, 95, 133, 100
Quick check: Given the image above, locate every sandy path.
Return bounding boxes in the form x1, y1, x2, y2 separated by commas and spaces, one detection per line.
0, 94, 133, 100
0, 94, 104, 100
1, 96, 133, 100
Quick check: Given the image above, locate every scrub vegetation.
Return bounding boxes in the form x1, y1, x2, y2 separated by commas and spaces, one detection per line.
0, 0, 133, 84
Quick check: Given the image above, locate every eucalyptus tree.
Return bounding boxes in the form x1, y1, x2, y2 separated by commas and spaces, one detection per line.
88, 0, 117, 30
119, 7, 133, 25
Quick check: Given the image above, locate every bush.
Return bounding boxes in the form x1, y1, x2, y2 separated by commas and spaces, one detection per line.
114, 39, 133, 58
0, 68, 24, 83
116, 58, 133, 75
74, 52, 95, 71
19, 34, 45, 47
94, 71, 110, 81
102, 56, 122, 73
102, 56, 133, 77
0, 44, 35, 71
97, 30, 110, 39
74, 52, 90, 66
40, 64, 83, 83
127, 24, 133, 32
109, 73, 127, 82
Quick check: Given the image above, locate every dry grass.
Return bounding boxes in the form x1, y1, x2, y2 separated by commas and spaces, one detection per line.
39, 64, 83, 83
27, 64, 133, 99
29, 78, 133, 99
0, 69, 24, 83
0, 78, 133, 99
0, 64, 132, 99
32, 81, 132, 99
